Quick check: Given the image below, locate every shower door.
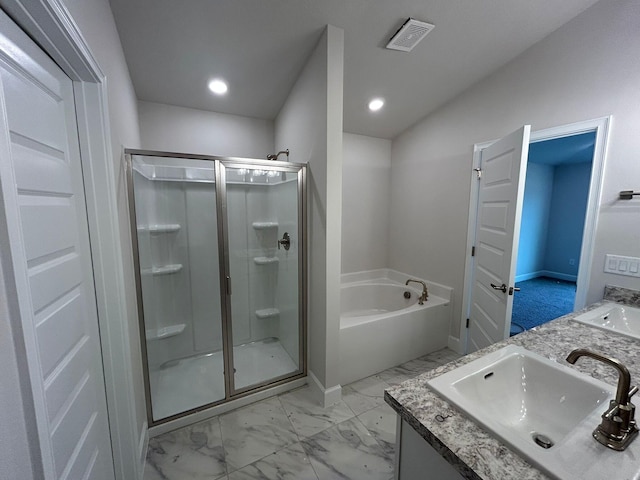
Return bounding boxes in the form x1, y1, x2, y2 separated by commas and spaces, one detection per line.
220, 160, 306, 394
127, 151, 306, 425
128, 153, 226, 422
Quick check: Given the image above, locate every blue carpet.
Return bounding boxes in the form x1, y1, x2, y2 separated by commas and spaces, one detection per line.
511, 276, 576, 334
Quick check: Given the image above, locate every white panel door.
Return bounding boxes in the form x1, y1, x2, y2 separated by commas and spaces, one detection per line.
0, 11, 114, 480
468, 126, 530, 353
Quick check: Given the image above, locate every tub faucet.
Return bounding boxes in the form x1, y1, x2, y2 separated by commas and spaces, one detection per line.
566, 348, 639, 450
405, 279, 428, 305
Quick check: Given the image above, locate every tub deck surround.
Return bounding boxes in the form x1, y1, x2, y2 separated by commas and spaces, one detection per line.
340, 268, 453, 301
340, 269, 453, 386
385, 295, 640, 480
341, 284, 451, 326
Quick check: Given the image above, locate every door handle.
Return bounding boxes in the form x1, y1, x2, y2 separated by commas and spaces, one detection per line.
490, 283, 507, 293
509, 286, 521, 296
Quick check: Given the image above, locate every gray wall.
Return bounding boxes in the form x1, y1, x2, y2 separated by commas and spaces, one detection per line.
341, 133, 391, 274
138, 101, 275, 158
390, 0, 640, 340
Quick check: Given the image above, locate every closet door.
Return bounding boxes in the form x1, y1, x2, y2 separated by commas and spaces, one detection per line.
0, 10, 114, 479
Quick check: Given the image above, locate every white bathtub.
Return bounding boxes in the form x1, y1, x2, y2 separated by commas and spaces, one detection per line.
339, 269, 452, 385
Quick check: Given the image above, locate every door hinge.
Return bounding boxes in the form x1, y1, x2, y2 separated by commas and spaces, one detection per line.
471, 246, 475, 257
466, 318, 470, 328
473, 167, 482, 179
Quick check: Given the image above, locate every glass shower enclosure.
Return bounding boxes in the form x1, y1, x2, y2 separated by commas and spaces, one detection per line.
126, 151, 306, 425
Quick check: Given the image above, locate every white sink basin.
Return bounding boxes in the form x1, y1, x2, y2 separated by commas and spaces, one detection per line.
429, 345, 610, 446
427, 345, 640, 479
573, 303, 640, 340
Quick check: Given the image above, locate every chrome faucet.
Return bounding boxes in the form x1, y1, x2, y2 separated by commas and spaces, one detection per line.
405, 279, 428, 305
566, 348, 639, 450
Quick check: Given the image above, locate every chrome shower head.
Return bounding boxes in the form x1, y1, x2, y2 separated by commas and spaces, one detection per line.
267, 149, 289, 161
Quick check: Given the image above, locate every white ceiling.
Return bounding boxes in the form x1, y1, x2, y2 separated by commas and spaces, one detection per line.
108, 0, 600, 139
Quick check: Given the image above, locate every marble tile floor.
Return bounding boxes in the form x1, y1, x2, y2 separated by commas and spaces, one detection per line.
144, 347, 462, 480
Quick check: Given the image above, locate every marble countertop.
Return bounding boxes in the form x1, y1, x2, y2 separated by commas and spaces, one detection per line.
385, 288, 640, 480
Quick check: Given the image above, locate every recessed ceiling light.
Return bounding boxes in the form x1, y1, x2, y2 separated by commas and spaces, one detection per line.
368, 98, 384, 112
208, 79, 228, 95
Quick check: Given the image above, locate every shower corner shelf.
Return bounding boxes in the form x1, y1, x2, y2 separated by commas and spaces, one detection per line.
137, 223, 181, 234
255, 308, 280, 319
146, 324, 186, 340
143, 264, 183, 276
252, 221, 279, 230
253, 256, 279, 265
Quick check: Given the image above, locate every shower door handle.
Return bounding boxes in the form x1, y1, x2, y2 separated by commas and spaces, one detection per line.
226, 275, 232, 295
278, 232, 291, 251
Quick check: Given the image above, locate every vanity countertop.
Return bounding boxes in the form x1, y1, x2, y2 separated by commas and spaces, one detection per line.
385, 290, 640, 480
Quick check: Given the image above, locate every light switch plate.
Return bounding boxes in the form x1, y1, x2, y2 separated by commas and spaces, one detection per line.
604, 254, 640, 278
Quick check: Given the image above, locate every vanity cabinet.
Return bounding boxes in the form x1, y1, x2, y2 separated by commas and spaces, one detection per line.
395, 418, 464, 480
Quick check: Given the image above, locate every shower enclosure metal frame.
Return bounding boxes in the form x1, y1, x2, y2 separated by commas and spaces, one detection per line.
125, 149, 307, 427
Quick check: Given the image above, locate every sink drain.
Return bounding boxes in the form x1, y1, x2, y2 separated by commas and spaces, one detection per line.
532, 433, 554, 449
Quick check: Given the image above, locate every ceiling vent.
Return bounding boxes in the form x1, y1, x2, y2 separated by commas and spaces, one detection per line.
386, 18, 435, 52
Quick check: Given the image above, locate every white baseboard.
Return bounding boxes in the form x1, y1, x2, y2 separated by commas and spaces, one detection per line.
309, 370, 342, 408
138, 421, 148, 476
515, 271, 545, 283
515, 270, 577, 283
542, 270, 578, 282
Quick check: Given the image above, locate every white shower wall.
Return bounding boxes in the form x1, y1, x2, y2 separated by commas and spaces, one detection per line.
228, 184, 278, 345
227, 177, 300, 361
134, 171, 223, 372
185, 184, 223, 353
274, 179, 301, 365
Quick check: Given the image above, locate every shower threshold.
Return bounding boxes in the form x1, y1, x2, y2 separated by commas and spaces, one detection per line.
150, 337, 298, 421
158, 336, 279, 370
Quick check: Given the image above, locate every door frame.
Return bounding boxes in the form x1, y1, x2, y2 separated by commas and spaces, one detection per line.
459, 116, 612, 354
0, 1, 144, 478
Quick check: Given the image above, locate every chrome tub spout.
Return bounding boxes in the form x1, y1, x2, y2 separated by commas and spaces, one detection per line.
405, 279, 428, 305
